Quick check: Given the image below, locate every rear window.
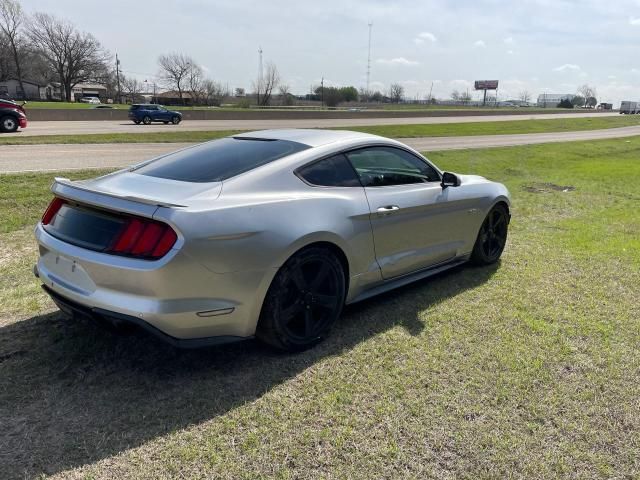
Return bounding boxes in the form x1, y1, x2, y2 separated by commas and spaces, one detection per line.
133, 137, 310, 182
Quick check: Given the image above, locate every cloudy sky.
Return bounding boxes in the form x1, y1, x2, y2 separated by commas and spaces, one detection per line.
19, 0, 640, 104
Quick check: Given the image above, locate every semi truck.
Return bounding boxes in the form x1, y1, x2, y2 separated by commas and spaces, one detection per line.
620, 101, 639, 114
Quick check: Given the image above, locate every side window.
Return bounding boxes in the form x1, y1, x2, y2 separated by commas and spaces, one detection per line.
146, 105, 157, 111
297, 153, 361, 187
346, 147, 440, 187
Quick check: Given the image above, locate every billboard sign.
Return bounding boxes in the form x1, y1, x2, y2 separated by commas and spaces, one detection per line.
474, 80, 499, 90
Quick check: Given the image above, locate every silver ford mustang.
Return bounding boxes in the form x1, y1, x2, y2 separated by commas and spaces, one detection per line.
34, 129, 510, 351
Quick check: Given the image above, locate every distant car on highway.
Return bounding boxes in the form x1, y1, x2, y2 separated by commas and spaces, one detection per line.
0, 99, 28, 133
92, 105, 113, 109
128, 104, 182, 125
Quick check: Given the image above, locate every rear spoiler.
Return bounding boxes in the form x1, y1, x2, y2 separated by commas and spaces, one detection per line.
52, 177, 188, 208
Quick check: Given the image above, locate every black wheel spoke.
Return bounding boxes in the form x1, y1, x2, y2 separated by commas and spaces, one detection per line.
313, 293, 338, 309
281, 301, 303, 323
290, 265, 308, 292
304, 309, 314, 336
309, 262, 330, 290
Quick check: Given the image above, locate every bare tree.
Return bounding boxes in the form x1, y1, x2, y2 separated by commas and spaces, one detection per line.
253, 61, 280, 106
29, 13, 110, 102
186, 62, 204, 105
278, 84, 294, 106
0, 0, 26, 96
389, 83, 404, 103
577, 84, 596, 108
202, 79, 227, 106
460, 90, 472, 105
451, 90, 460, 102
120, 75, 143, 103
519, 90, 531, 104
158, 53, 195, 105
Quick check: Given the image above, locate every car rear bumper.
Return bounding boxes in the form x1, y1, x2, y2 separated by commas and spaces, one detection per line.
39, 283, 247, 348
35, 223, 271, 342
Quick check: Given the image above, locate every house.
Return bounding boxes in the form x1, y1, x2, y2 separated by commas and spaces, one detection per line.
44, 82, 109, 102
0, 78, 44, 100
537, 93, 574, 108
153, 90, 193, 106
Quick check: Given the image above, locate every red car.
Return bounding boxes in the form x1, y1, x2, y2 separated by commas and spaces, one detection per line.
0, 99, 28, 132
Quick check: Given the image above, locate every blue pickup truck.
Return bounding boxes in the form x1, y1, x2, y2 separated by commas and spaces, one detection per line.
128, 104, 182, 125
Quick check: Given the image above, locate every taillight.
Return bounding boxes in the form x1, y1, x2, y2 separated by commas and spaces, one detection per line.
42, 197, 65, 225
109, 217, 177, 259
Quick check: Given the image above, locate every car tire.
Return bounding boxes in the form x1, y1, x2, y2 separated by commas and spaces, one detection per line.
256, 246, 346, 352
142, 116, 152, 125
171, 116, 181, 125
133, 120, 141, 125
470, 203, 509, 265
163, 121, 169, 124
0, 115, 18, 133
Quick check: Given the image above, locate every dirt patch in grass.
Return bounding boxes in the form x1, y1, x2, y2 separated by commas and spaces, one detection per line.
522, 182, 576, 193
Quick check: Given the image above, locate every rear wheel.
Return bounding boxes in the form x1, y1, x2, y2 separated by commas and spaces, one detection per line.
470, 204, 509, 265
257, 247, 346, 352
0, 115, 18, 133
171, 115, 181, 124
142, 115, 152, 125
133, 120, 141, 125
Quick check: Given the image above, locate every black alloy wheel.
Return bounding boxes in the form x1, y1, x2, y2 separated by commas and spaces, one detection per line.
142, 115, 152, 125
257, 247, 346, 351
171, 115, 181, 124
471, 204, 509, 265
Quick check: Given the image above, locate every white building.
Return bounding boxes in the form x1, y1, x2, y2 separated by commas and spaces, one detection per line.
537, 93, 574, 108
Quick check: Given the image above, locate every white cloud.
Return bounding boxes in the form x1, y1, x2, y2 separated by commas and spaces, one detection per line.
376, 57, 420, 66
629, 16, 640, 25
504, 37, 514, 44
608, 75, 617, 79
632, 68, 640, 74
474, 40, 486, 48
507, 50, 514, 55
418, 31, 437, 42
553, 64, 581, 72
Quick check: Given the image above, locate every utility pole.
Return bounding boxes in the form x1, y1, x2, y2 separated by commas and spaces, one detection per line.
321, 77, 324, 108
366, 22, 373, 93
257, 47, 263, 106
115, 53, 121, 104
428, 81, 434, 103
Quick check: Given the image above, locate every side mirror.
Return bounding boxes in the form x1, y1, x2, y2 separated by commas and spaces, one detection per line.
441, 172, 461, 188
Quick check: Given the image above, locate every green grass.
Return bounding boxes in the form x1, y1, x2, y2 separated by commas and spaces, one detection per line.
1, 138, 639, 478
1, 115, 636, 146
341, 114, 639, 137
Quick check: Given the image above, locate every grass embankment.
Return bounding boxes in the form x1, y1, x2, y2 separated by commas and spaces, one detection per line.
0, 115, 636, 146
0, 138, 639, 478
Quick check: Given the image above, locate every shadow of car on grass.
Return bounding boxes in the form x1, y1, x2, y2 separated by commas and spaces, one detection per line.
0, 263, 499, 479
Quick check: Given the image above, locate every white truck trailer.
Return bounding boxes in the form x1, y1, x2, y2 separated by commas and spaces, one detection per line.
620, 101, 639, 114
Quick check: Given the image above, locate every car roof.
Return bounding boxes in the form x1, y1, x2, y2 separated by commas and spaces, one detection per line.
233, 129, 385, 148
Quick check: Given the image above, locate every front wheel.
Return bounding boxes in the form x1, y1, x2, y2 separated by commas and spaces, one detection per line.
470, 204, 509, 265
171, 115, 181, 124
142, 115, 152, 125
257, 247, 346, 352
0, 115, 18, 133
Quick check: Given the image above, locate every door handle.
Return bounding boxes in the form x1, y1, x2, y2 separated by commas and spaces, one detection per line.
377, 205, 400, 216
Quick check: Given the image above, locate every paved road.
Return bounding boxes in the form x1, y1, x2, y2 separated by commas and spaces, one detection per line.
6, 111, 619, 137
3, 125, 639, 173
